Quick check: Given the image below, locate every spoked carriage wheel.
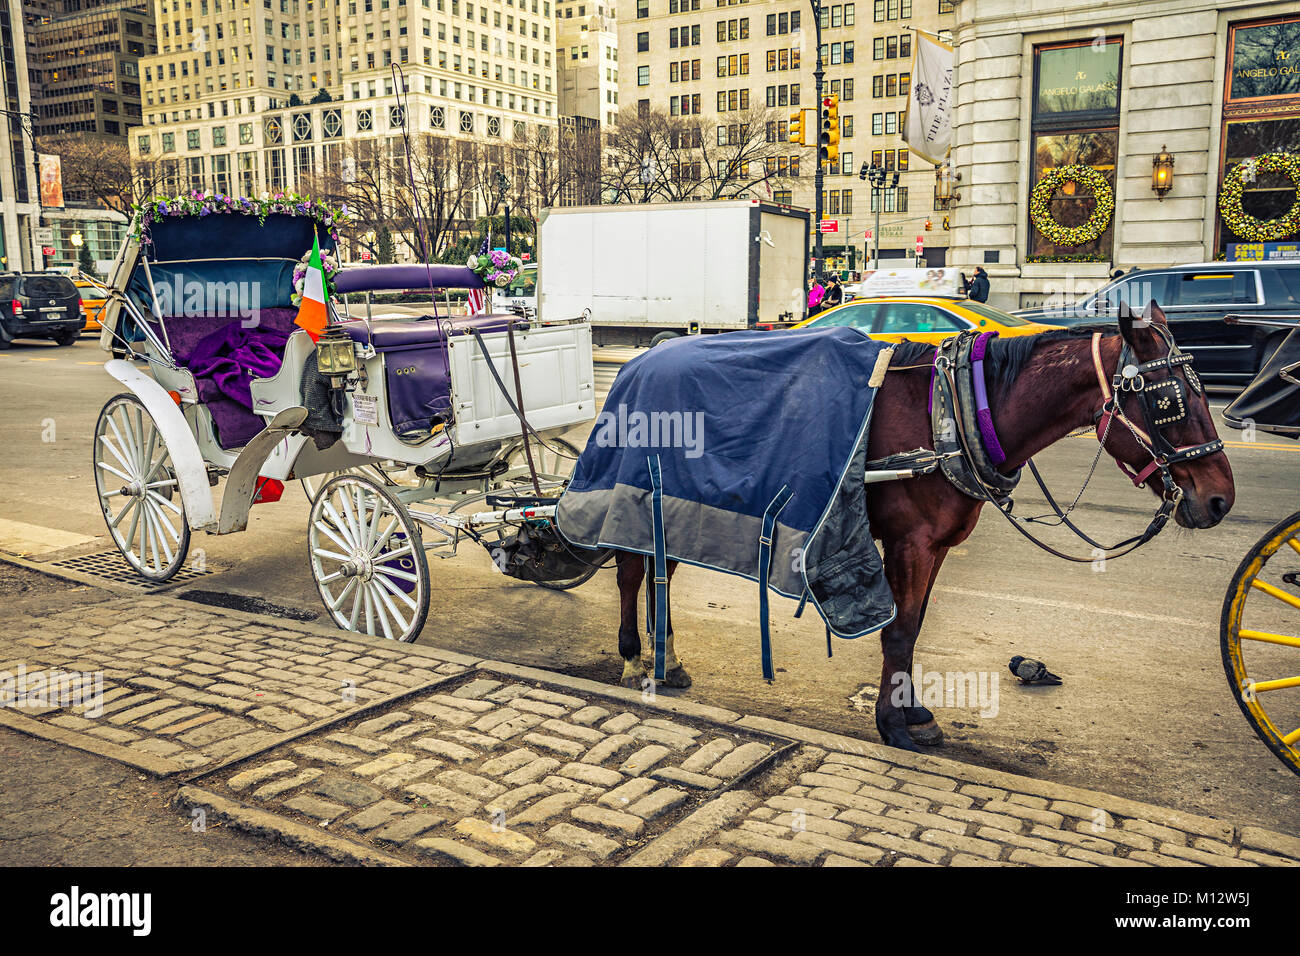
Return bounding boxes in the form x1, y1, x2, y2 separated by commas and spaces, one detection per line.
93, 393, 191, 581
308, 474, 430, 642
490, 436, 612, 591
1221, 508, 1300, 777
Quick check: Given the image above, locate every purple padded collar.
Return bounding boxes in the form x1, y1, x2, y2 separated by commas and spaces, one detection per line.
971, 331, 1007, 466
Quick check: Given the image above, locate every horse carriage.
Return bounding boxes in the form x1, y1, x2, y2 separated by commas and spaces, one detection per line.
92, 196, 603, 644
1221, 312, 1300, 778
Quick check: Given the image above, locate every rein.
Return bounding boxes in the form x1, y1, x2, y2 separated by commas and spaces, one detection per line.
930, 327, 1222, 563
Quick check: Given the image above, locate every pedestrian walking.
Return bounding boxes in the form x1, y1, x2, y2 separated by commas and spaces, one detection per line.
966, 265, 990, 303
807, 276, 826, 315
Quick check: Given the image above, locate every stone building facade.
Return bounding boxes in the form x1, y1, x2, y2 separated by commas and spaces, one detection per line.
1, 0, 38, 270
617, 0, 957, 269
948, 0, 1300, 311
556, 0, 619, 127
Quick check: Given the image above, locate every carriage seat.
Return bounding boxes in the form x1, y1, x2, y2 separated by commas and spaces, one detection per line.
338, 314, 519, 351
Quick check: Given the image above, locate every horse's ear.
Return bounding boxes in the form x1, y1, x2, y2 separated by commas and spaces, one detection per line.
1117, 300, 1140, 352
1142, 299, 1169, 326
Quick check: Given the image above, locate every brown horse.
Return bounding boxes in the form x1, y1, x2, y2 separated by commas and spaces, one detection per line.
611, 304, 1235, 751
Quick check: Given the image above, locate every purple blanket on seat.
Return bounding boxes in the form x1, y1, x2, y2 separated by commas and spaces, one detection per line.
167, 308, 298, 449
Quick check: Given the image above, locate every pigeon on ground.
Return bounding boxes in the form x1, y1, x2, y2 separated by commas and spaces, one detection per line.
1009, 656, 1062, 685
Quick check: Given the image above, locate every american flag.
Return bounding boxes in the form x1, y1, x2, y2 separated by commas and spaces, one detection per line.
467, 235, 489, 315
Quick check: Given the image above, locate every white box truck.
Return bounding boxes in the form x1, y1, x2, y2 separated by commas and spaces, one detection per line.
536, 199, 810, 348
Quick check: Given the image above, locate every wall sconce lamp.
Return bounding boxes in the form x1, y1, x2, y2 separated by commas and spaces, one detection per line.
935, 162, 961, 209
1152, 146, 1175, 200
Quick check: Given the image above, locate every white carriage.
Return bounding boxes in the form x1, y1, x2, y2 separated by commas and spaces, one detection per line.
92, 198, 600, 643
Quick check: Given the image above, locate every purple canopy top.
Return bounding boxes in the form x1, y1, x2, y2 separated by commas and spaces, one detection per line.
333, 263, 486, 294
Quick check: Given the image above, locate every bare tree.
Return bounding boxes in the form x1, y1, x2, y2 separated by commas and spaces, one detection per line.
602, 105, 795, 204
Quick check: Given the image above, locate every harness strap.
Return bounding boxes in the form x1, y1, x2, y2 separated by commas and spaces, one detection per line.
647, 455, 670, 682
757, 485, 793, 681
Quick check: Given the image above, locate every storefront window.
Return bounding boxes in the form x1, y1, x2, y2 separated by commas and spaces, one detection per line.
1219, 16, 1300, 255
1027, 39, 1121, 261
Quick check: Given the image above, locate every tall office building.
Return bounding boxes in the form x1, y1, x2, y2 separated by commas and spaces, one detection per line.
25, 0, 157, 142
1, 0, 39, 270
556, 0, 618, 127
618, 0, 956, 267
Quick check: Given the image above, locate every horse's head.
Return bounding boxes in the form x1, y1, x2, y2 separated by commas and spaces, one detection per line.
1097, 302, 1235, 529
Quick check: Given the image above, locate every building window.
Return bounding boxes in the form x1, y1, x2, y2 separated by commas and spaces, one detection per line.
638, 65, 649, 85
431, 105, 446, 128
637, 0, 647, 16
1028, 37, 1122, 260
1217, 15, 1300, 253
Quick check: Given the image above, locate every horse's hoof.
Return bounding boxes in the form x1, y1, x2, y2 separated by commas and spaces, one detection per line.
906, 719, 944, 746
661, 665, 692, 689
618, 674, 643, 690
875, 718, 923, 753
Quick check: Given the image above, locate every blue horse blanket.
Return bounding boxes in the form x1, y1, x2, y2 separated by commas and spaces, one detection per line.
556, 327, 897, 675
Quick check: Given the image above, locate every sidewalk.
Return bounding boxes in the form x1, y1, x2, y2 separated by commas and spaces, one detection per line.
2, 559, 1298, 868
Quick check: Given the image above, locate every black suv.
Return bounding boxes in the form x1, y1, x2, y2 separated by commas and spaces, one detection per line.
1015, 261, 1300, 386
0, 272, 84, 348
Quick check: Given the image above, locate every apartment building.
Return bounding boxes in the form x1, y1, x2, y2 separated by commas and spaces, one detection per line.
618, 0, 955, 268
132, 0, 561, 223
556, 0, 619, 127
25, 0, 157, 141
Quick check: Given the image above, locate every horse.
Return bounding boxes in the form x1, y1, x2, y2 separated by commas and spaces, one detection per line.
609, 303, 1235, 751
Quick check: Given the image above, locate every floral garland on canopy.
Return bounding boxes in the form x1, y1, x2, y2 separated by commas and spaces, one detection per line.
128, 191, 350, 246
1029, 164, 1115, 248
468, 248, 523, 287
1219, 152, 1300, 243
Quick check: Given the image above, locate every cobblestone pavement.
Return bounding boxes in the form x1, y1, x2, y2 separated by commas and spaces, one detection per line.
3, 571, 1300, 867
0, 596, 469, 773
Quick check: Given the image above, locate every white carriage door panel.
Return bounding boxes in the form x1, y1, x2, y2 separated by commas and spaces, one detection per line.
448, 324, 595, 444
759, 210, 808, 325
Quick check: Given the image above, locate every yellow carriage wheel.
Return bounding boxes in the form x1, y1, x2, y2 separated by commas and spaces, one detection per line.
1221, 509, 1300, 777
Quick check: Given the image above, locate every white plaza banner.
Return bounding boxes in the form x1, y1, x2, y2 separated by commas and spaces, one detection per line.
901, 31, 954, 165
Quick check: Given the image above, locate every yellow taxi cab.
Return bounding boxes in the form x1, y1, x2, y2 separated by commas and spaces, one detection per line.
792, 268, 1055, 342
73, 277, 108, 333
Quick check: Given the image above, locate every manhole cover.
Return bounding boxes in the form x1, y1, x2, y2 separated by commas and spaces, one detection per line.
47, 551, 214, 591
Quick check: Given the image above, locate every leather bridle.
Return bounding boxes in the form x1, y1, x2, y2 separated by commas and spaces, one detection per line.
940, 324, 1224, 563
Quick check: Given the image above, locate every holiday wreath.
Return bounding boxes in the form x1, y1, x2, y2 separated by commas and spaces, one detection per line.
1219, 152, 1300, 243
1029, 164, 1114, 247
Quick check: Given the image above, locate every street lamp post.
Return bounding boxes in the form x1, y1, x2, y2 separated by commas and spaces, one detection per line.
810, 0, 825, 281
858, 162, 899, 271
494, 170, 511, 255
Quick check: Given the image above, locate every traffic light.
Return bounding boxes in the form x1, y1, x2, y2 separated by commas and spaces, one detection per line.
818, 95, 839, 165
924, 218, 932, 232
942, 215, 950, 231
788, 109, 806, 146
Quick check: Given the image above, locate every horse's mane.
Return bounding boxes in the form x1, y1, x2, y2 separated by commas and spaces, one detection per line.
889, 323, 1118, 398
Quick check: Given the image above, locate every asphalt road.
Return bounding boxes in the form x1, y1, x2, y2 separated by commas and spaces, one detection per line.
2, 334, 1298, 833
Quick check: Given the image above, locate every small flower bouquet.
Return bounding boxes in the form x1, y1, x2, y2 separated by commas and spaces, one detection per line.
291, 247, 342, 305
467, 248, 523, 288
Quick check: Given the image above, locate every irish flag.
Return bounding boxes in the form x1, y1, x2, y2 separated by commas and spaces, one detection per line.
294, 234, 329, 341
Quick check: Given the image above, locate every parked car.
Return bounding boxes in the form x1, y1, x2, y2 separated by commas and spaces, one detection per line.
1015, 261, 1300, 385
73, 276, 108, 333
792, 295, 1054, 343
0, 272, 84, 347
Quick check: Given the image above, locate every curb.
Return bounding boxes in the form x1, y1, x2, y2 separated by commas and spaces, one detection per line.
174, 786, 409, 866
0, 707, 183, 777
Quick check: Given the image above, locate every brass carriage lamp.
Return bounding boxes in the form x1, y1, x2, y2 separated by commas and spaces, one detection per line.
1152, 146, 1175, 200
315, 325, 357, 381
